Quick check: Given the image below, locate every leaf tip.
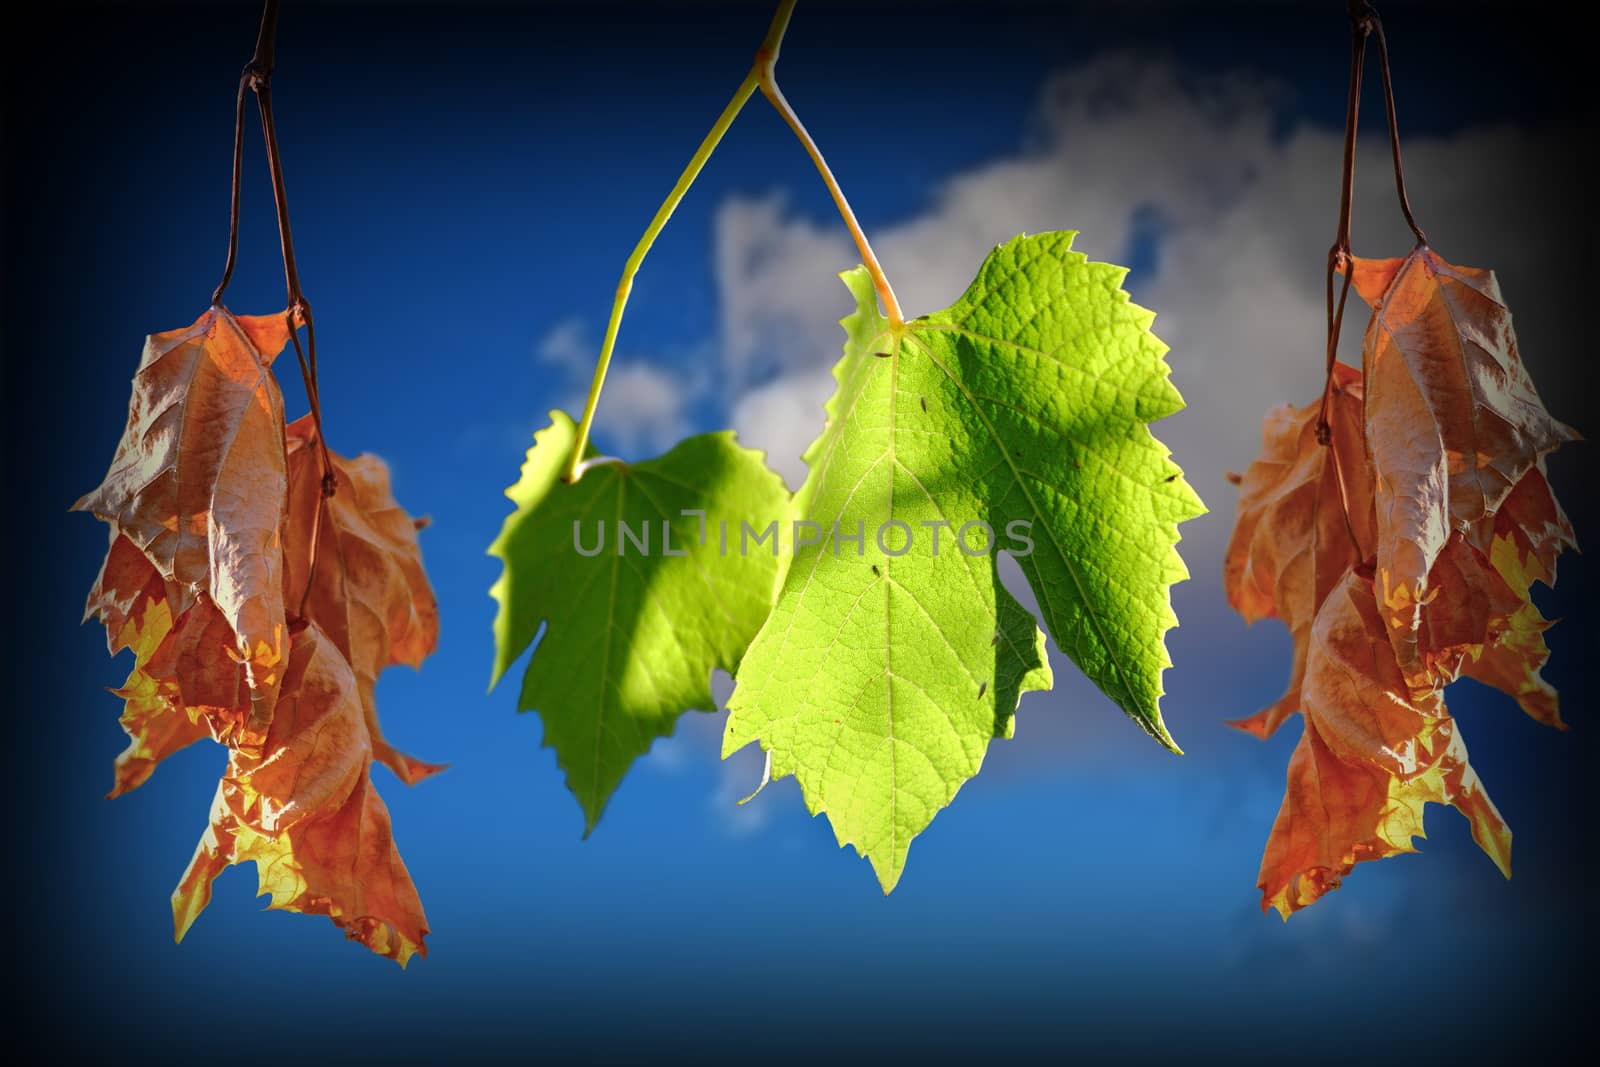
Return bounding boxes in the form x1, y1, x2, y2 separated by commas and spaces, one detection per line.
1144, 712, 1183, 755
736, 750, 773, 806
873, 861, 905, 896
1223, 715, 1267, 739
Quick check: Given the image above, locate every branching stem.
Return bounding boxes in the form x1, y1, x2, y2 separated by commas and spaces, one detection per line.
211, 0, 334, 500
1317, 3, 1367, 441
1314, 1, 1373, 558
1317, 1, 1423, 557
1371, 16, 1426, 247
565, 0, 903, 482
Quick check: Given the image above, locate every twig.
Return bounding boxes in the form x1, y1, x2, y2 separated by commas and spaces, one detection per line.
210, 0, 338, 617
1371, 16, 1427, 246
212, 0, 335, 500
1315, 1, 1374, 558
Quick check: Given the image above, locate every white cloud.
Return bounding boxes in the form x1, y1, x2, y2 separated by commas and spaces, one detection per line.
536, 316, 592, 369
537, 318, 715, 460
567, 361, 695, 459
729, 367, 835, 490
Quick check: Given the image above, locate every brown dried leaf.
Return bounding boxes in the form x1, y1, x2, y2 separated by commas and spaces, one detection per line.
1453, 466, 1575, 729
103, 570, 210, 798
1411, 537, 1524, 690
1258, 570, 1511, 918
1222, 362, 1374, 738
90, 533, 247, 792
283, 416, 443, 784
172, 622, 428, 966
1348, 248, 1577, 683
80, 308, 442, 964
1489, 461, 1576, 589
75, 308, 295, 744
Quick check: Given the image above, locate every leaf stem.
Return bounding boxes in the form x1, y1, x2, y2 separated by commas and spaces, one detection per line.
1370, 14, 1426, 246
564, 56, 773, 481
210, 73, 249, 308
565, 0, 904, 481
1317, 3, 1369, 443
1319, 1, 1423, 445
211, 0, 335, 498
1315, 1, 1374, 560
755, 5, 903, 328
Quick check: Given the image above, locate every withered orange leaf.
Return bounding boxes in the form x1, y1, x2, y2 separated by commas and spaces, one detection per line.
1409, 536, 1524, 691
100, 561, 209, 799
173, 621, 429, 966
1347, 248, 1578, 683
80, 310, 442, 964
86, 527, 174, 653
1488, 461, 1576, 590
75, 307, 296, 744
1258, 570, 1511, 918
90, 532, 249, 794
283, 416, 443, 785
1222, 362, 1374, 738
1226, 352, 1572, 913
1456, 464, 1575, 730
1462, 586, 1561, 730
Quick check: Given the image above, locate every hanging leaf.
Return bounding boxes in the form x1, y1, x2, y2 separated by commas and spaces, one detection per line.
284, 417, 444, 785
1456, 465, 1573, 730
489, 412, 791, 831
75, 308, 295, 746
725, 232, 1203, 891
79, 313, 443, 964
173, 622, 429, 966
90, 531, 253, 790
1258, 570, 1511, 917
1227, 372, 1574, 914
98, 558, 211, 799
1346, 249, 1577, 686
1222, 362, 1374, 739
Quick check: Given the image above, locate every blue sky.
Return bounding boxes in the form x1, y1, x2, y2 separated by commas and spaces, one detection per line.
6, 2, 1593, 1060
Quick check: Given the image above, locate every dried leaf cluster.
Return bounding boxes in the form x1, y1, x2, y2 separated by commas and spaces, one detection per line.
76, 307, 442, 965
1225, 247, 1576, 916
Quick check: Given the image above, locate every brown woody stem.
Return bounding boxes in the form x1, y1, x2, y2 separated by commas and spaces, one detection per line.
1318, 3, 1368, 442
210, 75, 249, 308
212, 0, 338, 607
1371, 16, 1427, 246
212, 0, 335, 495
1315, 0, 1374, 559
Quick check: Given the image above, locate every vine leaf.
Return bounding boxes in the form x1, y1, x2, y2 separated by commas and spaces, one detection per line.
74, 307, 294, 748
285, 416, 444, 785
173, 622, 430, 966
1223, 362, 1374, 739
1258, 570, 1511, 918
1347, 248, 1577, 686
489, 411, 791, 832
725, 232, 1203, 892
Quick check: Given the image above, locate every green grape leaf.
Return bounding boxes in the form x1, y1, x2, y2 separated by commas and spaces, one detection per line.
724, 232, 1204, 891
490, 411, 790, 831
